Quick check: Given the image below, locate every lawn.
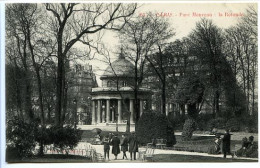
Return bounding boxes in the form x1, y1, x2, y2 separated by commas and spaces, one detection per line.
152, 154, 257, 162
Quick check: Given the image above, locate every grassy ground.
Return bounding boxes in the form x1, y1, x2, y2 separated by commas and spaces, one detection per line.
80, 130, 248, 147
152, 154, 257, 162
7, 154, 92, 163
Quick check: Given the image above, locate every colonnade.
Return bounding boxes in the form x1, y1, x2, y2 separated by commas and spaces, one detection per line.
91, 99, 145, 124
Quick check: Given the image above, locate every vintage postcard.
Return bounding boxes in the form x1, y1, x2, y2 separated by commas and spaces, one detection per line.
1, 0, 259, 168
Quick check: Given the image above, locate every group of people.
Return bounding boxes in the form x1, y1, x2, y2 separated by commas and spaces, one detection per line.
102, 132, 139, 160
211, 129, 231, 158
236, 135, 257, 157
212, 129, 257, 158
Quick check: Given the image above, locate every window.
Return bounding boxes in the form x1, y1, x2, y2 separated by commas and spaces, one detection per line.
107, 81, 112, 87
122, 81, 127, 87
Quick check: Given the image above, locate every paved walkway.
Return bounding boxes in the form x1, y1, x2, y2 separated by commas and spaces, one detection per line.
75, 142, 258, 162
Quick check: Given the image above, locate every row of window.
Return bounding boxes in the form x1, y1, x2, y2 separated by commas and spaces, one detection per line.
106, 80, 128, 87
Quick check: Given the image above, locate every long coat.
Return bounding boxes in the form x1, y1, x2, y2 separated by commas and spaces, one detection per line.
121, 137, 128, 152
129, 135, 138, 152
111, 136, 120, 155
222, 133, 231, 153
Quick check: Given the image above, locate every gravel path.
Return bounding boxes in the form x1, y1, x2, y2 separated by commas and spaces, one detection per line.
74, 142, 258, 162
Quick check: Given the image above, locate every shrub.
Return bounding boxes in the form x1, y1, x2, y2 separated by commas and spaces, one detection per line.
226, 118, 240, 132
181, 118, 197, 141
6, 117, 38, 157
167, 112, 185, 130
48, 125, 82, 153
196, 113, 214, 131
166, 126, 176, 147
207, 117, 226, 131
239, 115, 258, 133
136, 112, 168, 145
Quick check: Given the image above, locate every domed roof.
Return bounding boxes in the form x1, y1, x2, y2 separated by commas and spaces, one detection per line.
101, 53, 134, 79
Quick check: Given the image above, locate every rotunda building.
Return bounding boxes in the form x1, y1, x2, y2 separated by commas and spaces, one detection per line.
91, 52, 152, 125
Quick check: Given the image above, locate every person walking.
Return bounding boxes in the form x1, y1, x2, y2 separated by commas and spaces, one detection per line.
103, 135, 110, 160
110, 134, 120, 160
222, 129, 231, 158
121, 134, 128, 159
129, 132, 139, 160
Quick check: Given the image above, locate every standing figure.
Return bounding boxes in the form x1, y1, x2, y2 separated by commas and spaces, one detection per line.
222, 129, 231, 158
129, 132, 139, 160
121, 134, 128, 159
111, 134, 120, 160
103, 135, 110, 160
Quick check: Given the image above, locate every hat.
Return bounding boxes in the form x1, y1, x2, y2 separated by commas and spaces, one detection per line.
249, 136, 254, 141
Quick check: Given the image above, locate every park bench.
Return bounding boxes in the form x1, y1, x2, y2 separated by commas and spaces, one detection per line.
155, 138, 167, 149
147, 138, 167, 149
143, 146, 155, 162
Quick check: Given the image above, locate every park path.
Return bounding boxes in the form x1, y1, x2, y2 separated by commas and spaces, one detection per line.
76, 142, 258, 162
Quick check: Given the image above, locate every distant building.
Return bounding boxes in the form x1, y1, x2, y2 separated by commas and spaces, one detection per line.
91, 52, 152, 125
67, 63, 98, 125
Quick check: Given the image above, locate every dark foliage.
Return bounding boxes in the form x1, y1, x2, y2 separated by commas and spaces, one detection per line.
166, 126, 176, 147
167, 112, 185, 130
136, 112, 168, 145
175, 75, 205, 108
196, 113, 214, 131
226, 118, 240, 132
47, 125, 82, 151
6, 117, 82, 159
207, 117, 226, 131
6, 117, 38, 157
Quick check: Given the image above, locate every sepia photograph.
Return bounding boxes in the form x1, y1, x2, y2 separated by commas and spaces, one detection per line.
1, 0, 259, 166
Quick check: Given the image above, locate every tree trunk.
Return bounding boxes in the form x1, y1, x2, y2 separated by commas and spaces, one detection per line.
161, 81, 166, 115
24, 71, 34, 122
215, 90, 220, 117
61, 72, 68, 125
55, 38, 64, 127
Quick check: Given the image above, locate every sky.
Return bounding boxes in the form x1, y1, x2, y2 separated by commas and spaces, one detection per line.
87, 2, 256, 86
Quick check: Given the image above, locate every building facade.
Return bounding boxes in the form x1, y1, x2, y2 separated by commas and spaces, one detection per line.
91, 53, 153, 125
68, 63, 98, 125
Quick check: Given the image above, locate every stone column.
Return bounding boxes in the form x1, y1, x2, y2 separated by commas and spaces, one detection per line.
112, 108, 115, 123
130, 99, 134, 123
118, 99, 122, 123
140, 100, 143, 117
91, 101, 96, 125
106, 99, 110, 123
102, 103, 105, 123
97, 100, 101, 123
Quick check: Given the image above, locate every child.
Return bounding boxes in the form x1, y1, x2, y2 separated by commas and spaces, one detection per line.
214, 134, 221, 154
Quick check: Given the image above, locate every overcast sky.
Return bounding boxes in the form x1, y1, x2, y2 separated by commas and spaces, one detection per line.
80, 3, 256, 86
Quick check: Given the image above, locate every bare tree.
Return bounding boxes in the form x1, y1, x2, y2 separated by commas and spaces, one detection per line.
118, 12, 174, 125
6, 4, 35, 122
45, 3, 137, 127
188, 19, 224, 118
224, 6, 257, 116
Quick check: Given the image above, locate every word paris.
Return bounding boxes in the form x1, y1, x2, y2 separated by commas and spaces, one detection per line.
138, 12, 244, 17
